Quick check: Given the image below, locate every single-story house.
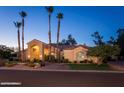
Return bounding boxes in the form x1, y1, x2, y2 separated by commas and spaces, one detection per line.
21, 39, 89, 62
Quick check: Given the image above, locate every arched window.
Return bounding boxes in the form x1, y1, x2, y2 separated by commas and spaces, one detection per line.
76, 51, 85, 61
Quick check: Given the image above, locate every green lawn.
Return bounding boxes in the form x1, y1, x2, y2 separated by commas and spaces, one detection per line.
68, 63, 111, 70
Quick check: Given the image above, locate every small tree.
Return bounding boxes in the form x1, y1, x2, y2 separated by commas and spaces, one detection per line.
91, 31, 105, 46
0, 45, 13, 59
107, 36, 117, 46
87, 45, 120, 64
116, 28, 124, 57
60, 34, 77, 45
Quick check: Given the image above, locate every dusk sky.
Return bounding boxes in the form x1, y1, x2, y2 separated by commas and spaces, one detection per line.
0, 6, 124, 48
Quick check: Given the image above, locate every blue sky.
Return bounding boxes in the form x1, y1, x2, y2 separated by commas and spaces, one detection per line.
0, 6, 124, 48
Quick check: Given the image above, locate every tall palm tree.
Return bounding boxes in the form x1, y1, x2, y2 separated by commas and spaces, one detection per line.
56, 13, 63, 61
19, 11, 27, 62
13, 21, 22, 61
45, 6, 54, 62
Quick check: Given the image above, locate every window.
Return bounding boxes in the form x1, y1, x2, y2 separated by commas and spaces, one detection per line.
76, 51, 85, 61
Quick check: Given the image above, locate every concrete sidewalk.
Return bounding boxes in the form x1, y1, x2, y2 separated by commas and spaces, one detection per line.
0, 64, 124, 73
0, 68, 124, 73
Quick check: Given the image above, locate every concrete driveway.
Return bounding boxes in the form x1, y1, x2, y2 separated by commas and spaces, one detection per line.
109, 61, 124, 71
41, 63, 69, 70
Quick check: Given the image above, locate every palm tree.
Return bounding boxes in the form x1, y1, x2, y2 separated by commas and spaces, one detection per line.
45, 6, 54, 62
13, 21, 22, 61
19, 11, 27, 62
56, 13, 63, 61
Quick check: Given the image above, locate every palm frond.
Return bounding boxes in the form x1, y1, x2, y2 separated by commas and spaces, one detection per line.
57, 13, 63, 19
13, 21, 22, 28
45, 6, 54, 13
19, 11, 27, 18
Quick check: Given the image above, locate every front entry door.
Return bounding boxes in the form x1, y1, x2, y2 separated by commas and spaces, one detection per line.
31, 45, 40, 60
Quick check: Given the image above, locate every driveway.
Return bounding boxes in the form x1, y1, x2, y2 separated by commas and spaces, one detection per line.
41, 63, 69, 70
109, 61, 124, 71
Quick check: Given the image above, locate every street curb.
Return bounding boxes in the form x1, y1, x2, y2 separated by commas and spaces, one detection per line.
0, 68, 124, 73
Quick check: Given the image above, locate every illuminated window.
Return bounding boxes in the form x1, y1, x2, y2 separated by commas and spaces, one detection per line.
76, 51, 85, 61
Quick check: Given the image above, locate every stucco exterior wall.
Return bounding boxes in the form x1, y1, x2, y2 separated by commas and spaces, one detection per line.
73, 46, 88, 61
63, 46, 88, 62
63, 50, 74, 62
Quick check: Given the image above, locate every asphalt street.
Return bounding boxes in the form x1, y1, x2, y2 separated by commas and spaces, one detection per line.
0, 70, 124, 87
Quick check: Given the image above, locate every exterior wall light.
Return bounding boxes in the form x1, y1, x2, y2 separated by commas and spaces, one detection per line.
40, 55, 42, 58
28, 55, 30, 58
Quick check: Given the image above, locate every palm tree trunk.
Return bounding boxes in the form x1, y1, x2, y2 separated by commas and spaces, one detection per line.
42, 43, 44, 62
57, 19, 60, 62
18, 29, 21, 62
22, 18, 25, 62
48, 14, 51, 62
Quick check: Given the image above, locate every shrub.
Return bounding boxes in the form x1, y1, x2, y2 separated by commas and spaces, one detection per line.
26, 59, 30, 62
33, 58, 39, 62
88, 60, 93, 64
0, 45, 12, 59
5, 63, 14, 67
60, 57, 71, 63
44, 55, 49, 61
44, 55, 56, 62
74, 61, 77, 63
80, 61, 84, 63
5, 62, 17, 67
83, 60, 88, 63
51, 55, 56, 61
40, 62, 45, 67
87, 45, 121, 63
53, 59, 58, 63
26, 62, 35, 67
61, 59, 66, 63
63, 59, 69, 63
9, 57, 13, 61
0, 61, 5, 67
28, 64, 35, 67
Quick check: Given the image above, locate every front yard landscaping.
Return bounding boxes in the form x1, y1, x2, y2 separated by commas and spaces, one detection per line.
68, 63, 111, 70
0, 59, 114, 71
0, 60, 18, 67
4, 61, 17, 67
